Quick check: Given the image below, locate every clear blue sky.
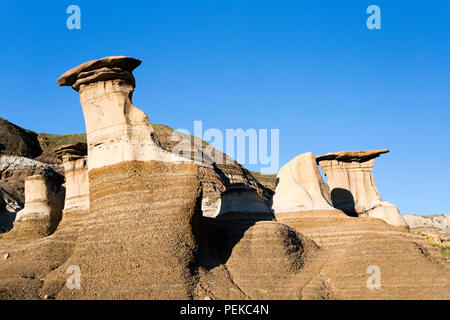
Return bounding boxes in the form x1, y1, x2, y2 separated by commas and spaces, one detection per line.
0, 1, 449, 215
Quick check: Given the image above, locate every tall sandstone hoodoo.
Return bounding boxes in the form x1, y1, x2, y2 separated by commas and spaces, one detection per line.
42, 56, 203, 299
56, 56, 188, 170
316, 149, 407, 227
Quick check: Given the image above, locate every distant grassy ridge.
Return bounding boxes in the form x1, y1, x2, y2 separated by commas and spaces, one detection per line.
38, 133, 87, 148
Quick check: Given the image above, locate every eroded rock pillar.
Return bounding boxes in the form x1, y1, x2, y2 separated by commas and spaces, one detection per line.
7, 175, 64, 239
317, 149, 407, 227
54, 143, 89, 215
48, 56, 201, 299
57, 56, 187, 171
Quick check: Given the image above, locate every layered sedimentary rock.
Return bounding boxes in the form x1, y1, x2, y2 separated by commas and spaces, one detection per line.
57, 56, 187, 171
1, 117, 273, 219
216, 184, 270, 216
41, 161, 202, 299
317, 150, 407, 227
222, 221, 319, 299
4, 175, 64, 240
54, 143, 89, 214
271, 152, 334, 214
37, 56, 204, 299
0, 147, 89, 298
2, 56, 449, 300
274, 210, 450, 299
403, 214, 450, 241
156, 126, 273, 216
196, 211, 324, 300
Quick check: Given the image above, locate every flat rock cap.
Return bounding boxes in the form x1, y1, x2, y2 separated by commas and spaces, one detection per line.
54, 142, 88, 160
316, 149, 389, 162
57, 56, 142, 87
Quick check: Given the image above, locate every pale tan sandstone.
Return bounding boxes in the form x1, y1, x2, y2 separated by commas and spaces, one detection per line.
403, 214, 450, 241
54, 143, 89, 215
275, 210, 450, 299
57, 56, 188, 171
0, 150, 89, 299
35, 57, 204, 299
216, 184, 270, 216
271, 152, 335, 214
317, 149, 407, 227
0, 155, 64, 208
157, 127, 273, 216
2, 56, 448, 300
5, 175, 64, 240
40, 161, 203, 299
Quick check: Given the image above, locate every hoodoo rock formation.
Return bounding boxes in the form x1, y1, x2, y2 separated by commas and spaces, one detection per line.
3, 175, 64, 240
57, 56, 188, 171
40, 56, 203, 299
0, 56, 449, 300
271, 152, 335, 214
317, 150, 407, 227
54, 143, 89, 215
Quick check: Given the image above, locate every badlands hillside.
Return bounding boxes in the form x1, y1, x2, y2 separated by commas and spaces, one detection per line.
0, 56, 448, 300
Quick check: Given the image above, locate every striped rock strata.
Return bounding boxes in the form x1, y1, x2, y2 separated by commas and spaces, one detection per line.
317, 150, 407, 227
403, 214, 450, 241
40, 161, 202, 299
273, 210, 450, 299
157, 127, 272, 216
0, 147, 89, 298
37, 56, 204, 299
195, 212, 324, 300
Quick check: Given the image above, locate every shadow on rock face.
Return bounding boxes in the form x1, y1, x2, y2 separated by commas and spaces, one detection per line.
200, 212, 275, 269
0, 211, 16, 232
331, 188, 358, 217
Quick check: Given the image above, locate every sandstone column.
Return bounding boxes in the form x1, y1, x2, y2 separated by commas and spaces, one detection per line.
317, 149, 407, 227
57, 56, 188, 171
6, 175, 64, 239
54, 143, 89, 215
49, 56, 202, 299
